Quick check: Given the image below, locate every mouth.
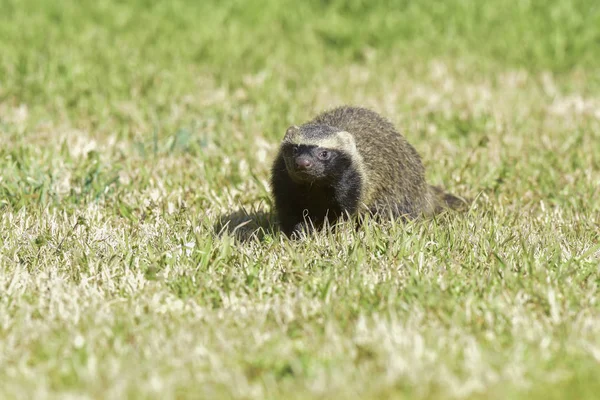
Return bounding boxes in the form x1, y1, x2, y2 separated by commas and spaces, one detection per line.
292, 169, 314, 179
288, 168, 318, 183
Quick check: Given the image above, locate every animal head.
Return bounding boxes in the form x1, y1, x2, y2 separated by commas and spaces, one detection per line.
279, 124, 358, 184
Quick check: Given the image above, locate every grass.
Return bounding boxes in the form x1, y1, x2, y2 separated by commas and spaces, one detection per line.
1, 0, 600, 398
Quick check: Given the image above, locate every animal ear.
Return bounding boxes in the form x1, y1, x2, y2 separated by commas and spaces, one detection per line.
284, 125, 299, 141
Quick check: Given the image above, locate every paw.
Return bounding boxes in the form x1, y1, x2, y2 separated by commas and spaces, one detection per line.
289, 222, 314, 239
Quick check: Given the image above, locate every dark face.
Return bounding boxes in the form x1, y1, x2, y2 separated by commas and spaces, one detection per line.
282, 144, 343, 184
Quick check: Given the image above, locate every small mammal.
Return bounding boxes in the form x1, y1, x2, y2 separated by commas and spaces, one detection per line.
270, 106, 468, 237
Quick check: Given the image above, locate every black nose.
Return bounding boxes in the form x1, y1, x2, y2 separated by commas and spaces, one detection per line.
295, 156, 312, 169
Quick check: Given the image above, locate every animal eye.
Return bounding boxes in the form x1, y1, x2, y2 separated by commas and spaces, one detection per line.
292, 146, 299, 154
318, 151, 330, 160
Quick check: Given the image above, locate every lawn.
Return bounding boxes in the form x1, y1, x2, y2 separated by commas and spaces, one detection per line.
1, 0, 600, 398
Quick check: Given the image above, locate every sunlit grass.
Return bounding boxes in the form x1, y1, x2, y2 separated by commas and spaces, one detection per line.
1, 0, 599, 399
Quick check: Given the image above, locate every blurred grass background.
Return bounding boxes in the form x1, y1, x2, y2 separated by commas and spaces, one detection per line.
1, 0, 599, 122
1, 1, 600, 399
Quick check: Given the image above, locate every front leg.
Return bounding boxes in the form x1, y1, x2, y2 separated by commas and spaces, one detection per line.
272, 184, 315, 238
333, 168, 362, 216
271, 156, 314, 238
271, 176, 313, 237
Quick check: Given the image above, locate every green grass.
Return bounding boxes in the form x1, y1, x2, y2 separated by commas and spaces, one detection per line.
1, 0, 600, 398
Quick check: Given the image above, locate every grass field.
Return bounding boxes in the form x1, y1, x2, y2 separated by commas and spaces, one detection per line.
1, 0, 600, 398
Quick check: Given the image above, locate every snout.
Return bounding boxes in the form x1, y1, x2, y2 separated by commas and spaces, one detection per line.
295, 156, 312, 170
285, 154, 320, 183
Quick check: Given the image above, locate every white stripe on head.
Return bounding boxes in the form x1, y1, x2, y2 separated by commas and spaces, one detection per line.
284, 128, 356, 153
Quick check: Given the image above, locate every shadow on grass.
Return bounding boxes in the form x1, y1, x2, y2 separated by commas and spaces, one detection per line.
213, 208, 278, 242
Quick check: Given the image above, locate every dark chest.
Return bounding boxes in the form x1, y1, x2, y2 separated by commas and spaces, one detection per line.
296, 184, 342, 219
